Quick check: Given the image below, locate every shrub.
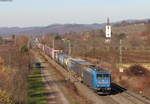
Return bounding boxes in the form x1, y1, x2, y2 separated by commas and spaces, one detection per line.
21, 45, 28, 53
0, 90, 14, 104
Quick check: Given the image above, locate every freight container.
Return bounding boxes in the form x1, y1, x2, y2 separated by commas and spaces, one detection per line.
67, 59, 86, 73
37, 43, 43, 49
58, 53, 68, 66
44, 46, 52, 56
63, 56, 71, 68
52, 49, 61, 59
76, 61, 94, 79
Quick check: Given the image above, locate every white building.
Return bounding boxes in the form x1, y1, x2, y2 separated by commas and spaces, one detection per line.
105, 18, 111, 38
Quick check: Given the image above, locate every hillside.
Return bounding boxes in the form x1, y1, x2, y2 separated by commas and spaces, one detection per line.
0, 24, 104, 36
112, 23, 146, 36
0, 19, 149, 37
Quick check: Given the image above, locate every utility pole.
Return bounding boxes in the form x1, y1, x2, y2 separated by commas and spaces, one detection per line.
9, 52, 11, 66
119, 39, 122, 64
27, 38, 30, 49
52, 37, 55, 59
53, 38, 55, 50
68, 40, 71, 56
62, 39, 71, 56
119, 39, 123, 72
61, 38, 72, 81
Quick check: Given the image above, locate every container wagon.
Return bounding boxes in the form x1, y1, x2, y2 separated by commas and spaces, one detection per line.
76, 61, 94, 81
57, 53, 68, 67
67, 59, 86, 73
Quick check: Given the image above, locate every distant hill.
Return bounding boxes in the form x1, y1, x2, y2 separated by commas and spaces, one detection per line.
0, 19, 149, 37
112, 19, 150, 36
0, 24, 105, 36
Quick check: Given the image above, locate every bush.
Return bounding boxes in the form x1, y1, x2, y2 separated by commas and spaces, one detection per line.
0, 90, 14, 104
21, 45, 28, 53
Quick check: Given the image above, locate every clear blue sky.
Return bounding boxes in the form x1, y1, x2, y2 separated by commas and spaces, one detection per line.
0, 0, 149, 27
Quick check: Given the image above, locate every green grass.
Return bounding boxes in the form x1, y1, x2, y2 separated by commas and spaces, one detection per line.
27, 68, 47, 104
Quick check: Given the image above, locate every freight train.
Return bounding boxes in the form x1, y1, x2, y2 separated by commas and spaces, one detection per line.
36, 42, 111, 93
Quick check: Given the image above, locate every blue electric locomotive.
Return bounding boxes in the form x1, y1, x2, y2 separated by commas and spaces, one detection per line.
83, 66, 111, 93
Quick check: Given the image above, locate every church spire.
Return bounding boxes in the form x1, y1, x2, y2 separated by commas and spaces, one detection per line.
107, 17, 110, 25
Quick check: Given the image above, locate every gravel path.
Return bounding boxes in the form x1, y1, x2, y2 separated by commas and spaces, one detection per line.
41, 68, 70, 104
34, 51, 70, 104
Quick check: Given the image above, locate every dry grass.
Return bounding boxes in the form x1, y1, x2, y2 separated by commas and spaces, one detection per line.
0, 36, 32, 104
119, 65, 150, 97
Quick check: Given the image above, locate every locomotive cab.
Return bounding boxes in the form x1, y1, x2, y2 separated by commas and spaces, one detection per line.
96, 73, 111, 92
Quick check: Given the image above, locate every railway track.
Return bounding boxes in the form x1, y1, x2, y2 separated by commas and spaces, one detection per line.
36, 51, 93, 104
38, 50, 150, 104
39, 51, 121, 104
111, 83, 150, 104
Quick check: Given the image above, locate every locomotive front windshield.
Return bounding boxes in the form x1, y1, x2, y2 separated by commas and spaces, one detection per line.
97, 74, 110, 80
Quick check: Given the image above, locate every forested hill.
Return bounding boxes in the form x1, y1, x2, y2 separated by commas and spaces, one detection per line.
0, 19, 149, 36
0, 24, 104, 36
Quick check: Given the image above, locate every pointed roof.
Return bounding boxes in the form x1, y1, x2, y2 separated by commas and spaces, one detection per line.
107, 17, 110, 25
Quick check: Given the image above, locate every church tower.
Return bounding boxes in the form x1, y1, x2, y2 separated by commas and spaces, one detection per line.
105, 17, 111, 38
